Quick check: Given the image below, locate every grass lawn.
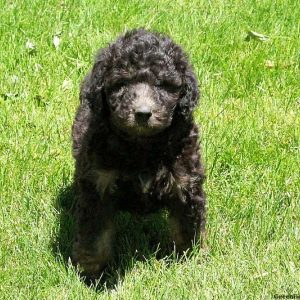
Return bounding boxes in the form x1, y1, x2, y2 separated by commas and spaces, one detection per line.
1, 0, 299, 299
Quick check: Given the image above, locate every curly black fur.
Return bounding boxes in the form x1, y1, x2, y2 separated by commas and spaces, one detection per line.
72, 28, 206, 279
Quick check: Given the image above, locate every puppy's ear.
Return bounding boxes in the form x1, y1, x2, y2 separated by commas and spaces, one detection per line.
80, 72, 94, 105
80, 51, 108, 114
80, 73, 104, 115
178, 70, 199, 120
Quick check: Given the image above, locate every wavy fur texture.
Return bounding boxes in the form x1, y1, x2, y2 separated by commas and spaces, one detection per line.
72, 29, 206, 279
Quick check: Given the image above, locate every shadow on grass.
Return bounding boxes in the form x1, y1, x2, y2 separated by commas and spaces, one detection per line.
52, 184, 174, 291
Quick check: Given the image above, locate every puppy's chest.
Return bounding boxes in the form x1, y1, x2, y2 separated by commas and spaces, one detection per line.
122, 170, 158, 195
95, 166, 175, 200
102, 134, 168, 169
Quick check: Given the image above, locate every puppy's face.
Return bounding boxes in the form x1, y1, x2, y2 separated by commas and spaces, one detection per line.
106, 80, 181, 137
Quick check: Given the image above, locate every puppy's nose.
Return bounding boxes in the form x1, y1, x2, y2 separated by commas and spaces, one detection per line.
135, 106, 152, 123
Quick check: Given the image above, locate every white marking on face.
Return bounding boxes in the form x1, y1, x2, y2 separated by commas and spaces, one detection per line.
133, 83, 157, 113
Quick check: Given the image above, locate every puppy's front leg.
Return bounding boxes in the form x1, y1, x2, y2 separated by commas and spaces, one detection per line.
168, 184, 206, 253
72, 178, 115, 279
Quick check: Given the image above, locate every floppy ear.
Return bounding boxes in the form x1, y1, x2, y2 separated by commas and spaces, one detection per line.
178, 70, 199, 120
72, 52, 109, 157
79, 71, 104, 115
80, 49, 110, 114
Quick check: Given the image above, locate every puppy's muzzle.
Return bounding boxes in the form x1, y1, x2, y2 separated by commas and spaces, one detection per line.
135, 105, 152, 125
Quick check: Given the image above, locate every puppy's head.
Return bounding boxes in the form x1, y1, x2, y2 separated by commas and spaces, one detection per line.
106, 79, 181, 136
83, 29, 199, 137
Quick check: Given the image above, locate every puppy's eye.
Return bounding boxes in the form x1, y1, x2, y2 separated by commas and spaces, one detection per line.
107, 81, 127, 94
112, 84, 124, 93
156, 82, 181, 93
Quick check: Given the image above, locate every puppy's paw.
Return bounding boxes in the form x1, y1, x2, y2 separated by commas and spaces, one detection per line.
72, 242, 110, 280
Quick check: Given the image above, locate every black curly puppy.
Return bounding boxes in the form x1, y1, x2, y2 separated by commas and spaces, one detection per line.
72, 28, 206, 278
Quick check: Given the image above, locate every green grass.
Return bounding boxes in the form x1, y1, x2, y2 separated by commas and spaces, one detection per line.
1, 0, 300, 299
